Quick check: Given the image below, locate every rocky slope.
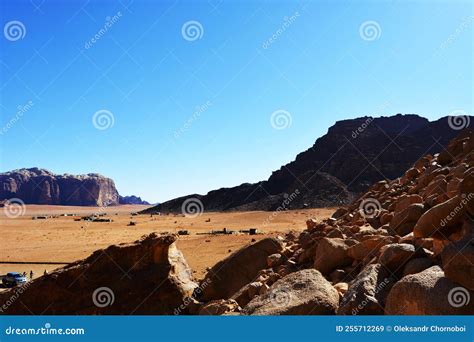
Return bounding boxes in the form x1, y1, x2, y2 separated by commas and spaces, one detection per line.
0, 168, 149, 206
144, 114, 473, 214
189, 129, 473, 315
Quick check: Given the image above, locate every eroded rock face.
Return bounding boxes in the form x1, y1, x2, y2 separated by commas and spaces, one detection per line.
242, 269, 339, 315
198, 238, 284, 302
385, 266, 474, 315
0, 168, 120, 206
0, 234, 197, 314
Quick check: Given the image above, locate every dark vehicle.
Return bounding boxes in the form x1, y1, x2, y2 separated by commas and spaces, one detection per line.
2, 272, 28, 287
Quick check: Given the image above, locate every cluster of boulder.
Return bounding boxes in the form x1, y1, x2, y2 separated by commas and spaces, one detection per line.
190, 130, 474, 315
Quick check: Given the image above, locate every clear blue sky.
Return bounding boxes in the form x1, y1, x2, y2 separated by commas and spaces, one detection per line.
0, 0, 472, 203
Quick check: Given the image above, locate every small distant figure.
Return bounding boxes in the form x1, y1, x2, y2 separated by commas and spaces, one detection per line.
29, 270, 33, 279
23, 271, 26, 277
44, 270, 48, 276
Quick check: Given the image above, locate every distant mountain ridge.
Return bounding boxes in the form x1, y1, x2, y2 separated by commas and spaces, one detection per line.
143, 114, 473, 214
119, 195, 150, 205
0, 168, 149, 206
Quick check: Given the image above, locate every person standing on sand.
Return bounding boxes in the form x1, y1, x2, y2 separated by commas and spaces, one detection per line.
30, 270, 33, 279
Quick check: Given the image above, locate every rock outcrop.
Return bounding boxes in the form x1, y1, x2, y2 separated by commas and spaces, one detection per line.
0, 168, 149, 206
0, 168, 120, 206
143, 114, 473, 213
0, 234, 197, 314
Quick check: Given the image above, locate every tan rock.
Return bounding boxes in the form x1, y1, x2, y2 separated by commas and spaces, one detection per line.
413, 195, 468, 238
385, 266, 474, 314
199, 238, 283, 301
242, 269, 339, 315
198, 299, 241, 315
314, 238, 356, 275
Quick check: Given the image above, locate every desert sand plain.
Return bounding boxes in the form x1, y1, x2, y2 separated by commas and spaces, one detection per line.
0, 205, 335, 286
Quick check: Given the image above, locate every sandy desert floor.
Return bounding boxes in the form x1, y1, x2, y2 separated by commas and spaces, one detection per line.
0, 204, 336, 284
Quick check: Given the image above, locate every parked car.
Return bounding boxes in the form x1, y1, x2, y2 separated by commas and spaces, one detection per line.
2, 272, 28, 287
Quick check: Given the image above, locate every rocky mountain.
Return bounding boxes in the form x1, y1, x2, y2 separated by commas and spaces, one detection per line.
144, 114, 473, 213
0, 168, 148, 206
119, 195, 150, 205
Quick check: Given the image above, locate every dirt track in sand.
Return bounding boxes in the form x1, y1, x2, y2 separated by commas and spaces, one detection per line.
0, 204, 335, 281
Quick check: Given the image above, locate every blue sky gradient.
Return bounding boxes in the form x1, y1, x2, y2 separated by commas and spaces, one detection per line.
0, 0, 472, 202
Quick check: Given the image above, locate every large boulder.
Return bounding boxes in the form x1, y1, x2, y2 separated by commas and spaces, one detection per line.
385, 266, 474, 314
389, 203, 426, 236
0, 234, 198, 314
242, 269, 339, 315
378, 243, 423, 273
442, 238, 474, 290
337, 264, 394, 315
394, 194, 423, 213
347, 236, 395, 261
402, 257, 433, 277
198, 238, 283, 301
314, 238, 356, 275
413, 195, 467, 238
